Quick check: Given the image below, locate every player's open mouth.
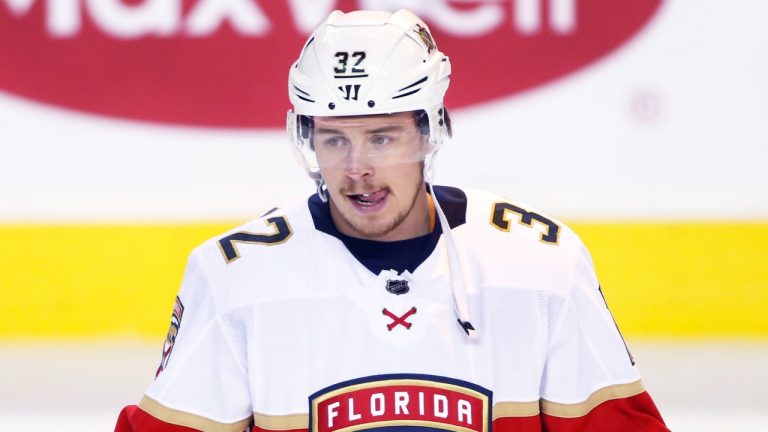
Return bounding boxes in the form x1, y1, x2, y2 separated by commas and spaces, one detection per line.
348, 189, 388, 211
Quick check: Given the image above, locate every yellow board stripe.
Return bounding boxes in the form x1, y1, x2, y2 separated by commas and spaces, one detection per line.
0, 223, 231, 339
1, 222, 766, 338
574, 222, 768, 338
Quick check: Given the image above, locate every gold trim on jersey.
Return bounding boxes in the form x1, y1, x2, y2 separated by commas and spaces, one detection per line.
491, 401, 540, 419
426, 192, 436, 231
540, 380, 646, 418
252, 412, 308, 430
139, 395, 252, 432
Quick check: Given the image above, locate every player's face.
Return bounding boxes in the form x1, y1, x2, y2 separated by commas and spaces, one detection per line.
314, 112, 431, 241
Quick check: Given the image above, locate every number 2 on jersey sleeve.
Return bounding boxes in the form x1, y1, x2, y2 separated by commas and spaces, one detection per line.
218, 216, 292, 264
490, 202, 560, 245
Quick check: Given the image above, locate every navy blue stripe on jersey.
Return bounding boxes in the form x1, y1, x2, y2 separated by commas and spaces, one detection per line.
434, 185, 467, 229
308, 185, 467, 275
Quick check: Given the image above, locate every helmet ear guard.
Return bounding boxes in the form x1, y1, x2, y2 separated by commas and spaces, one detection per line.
299, 115, 313, 141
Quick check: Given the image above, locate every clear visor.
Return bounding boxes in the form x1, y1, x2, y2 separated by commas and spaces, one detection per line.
288, 111, 436, 179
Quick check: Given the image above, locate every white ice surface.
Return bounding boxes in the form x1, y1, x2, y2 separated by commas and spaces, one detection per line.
0, 340, 766, 431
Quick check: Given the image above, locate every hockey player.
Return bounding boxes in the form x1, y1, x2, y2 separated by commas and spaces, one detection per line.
116, 9, 669, 432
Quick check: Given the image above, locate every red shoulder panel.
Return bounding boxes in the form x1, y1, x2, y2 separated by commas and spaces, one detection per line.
493, 415, 543, 431
115, 405, 203, 432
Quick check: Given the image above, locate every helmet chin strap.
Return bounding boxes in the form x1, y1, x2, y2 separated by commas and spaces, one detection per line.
424, 152, 479, 340
315, 177, 328, 203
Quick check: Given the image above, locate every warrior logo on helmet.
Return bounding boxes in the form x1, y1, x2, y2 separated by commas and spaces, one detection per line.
414, 24, 436, 54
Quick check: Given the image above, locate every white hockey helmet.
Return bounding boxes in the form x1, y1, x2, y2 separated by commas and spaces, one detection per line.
286, 9, 451, 190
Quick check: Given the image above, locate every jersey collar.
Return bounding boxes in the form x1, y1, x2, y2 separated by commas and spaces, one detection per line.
308, 185, 467, 275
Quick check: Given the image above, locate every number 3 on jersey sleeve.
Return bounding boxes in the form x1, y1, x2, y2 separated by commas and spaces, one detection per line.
218, 216, 293, 264
490, 202, 560, 245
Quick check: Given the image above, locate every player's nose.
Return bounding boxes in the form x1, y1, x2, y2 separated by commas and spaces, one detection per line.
343, 144, 373, 178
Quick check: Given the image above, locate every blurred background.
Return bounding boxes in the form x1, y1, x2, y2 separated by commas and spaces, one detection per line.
1, 0, 766, 430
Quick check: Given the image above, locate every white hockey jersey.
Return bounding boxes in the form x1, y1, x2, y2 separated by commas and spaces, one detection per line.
116, 186, 668, 432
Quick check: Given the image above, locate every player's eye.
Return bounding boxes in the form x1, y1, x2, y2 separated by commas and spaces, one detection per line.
322, 136, 347, 148
371, 135, 393, 146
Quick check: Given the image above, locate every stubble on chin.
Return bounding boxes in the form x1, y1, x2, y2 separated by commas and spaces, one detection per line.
332, 181, 423, 240
335, 199, 400, 239
349, 209, 402, 239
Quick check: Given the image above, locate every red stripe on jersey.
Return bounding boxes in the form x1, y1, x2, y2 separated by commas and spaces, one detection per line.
252, 428, 306, 432
541, 391, 670, 432
116, 405, 308, 432
493, 415, 542, 431
115, 405, 201, 431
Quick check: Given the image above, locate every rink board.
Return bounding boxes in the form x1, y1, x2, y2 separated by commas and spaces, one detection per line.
1, 222, 767, 339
